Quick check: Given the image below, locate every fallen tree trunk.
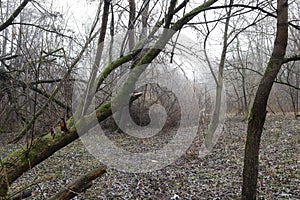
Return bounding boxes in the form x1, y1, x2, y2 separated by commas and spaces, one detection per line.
0, 94, 141, 198
49, 165, 106, 200
11, 189, 32, 200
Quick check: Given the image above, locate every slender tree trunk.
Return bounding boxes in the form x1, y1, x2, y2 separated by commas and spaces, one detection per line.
241, 69, 248, 115
295, 65, 299, 115
201, 0, 233, 153
81, 0, 110, 116
128, 0, 136, 50
140, 0, 150, 39
241, 0, 288, 199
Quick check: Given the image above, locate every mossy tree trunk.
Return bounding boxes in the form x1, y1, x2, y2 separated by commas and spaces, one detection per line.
241, 0, 288, 199
0, 101, 112, 198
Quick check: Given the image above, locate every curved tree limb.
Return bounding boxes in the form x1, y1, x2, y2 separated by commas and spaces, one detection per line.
11, 22, 74, 40
0, 0, 31, 32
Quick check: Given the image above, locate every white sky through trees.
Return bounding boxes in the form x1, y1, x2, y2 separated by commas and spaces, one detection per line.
53, 0, 98, 35
52, 0, 222, 55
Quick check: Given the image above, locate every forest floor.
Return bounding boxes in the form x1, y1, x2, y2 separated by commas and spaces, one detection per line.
5, 114, 300, 199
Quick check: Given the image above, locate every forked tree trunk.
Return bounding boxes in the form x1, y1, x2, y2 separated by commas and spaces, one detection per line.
241, 0, 288, 199
202, 0, 233, 153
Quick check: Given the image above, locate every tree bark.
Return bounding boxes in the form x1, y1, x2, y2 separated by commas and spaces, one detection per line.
49, 166, 106, 200
140, 0, 150, 38
0, 0, 30, 32
128, 0, 136, 50
241, 0, 288, 199
11, 189, 32, 200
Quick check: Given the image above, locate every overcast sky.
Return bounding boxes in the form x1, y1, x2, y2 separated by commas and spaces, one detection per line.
52, 0, 98, 35
48, 0, 222, 59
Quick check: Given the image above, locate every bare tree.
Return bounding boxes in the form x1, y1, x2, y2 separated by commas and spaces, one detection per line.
1, 0, 299, 199
242, 0, 288, 198
0, 1, 219, 198
199, 0, 233, 154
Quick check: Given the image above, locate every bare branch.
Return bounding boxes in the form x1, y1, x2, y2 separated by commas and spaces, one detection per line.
11, 22, 74, 40
283, 54, 300, 63
0, 0, 31, 32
